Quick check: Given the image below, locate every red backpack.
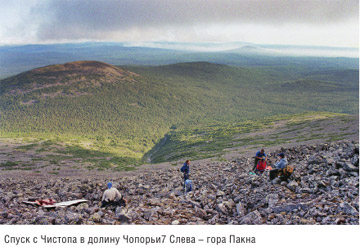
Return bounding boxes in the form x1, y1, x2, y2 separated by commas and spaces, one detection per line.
256, 159, 267, 171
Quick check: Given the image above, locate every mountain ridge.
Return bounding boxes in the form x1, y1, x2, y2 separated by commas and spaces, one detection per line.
1, 42, 358, 79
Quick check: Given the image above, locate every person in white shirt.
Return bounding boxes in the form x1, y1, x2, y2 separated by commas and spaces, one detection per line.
101, 182, 126, 208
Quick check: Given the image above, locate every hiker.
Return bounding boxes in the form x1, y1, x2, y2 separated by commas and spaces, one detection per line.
101, 182, 126, 208
269, 152, 288, 180
253, 149, 267, 171
180, 160, 190, 188
184, 179, 193, 193
255, 157, 267, 175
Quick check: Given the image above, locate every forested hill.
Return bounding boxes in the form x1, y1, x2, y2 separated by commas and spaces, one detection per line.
0, 60, 358, 165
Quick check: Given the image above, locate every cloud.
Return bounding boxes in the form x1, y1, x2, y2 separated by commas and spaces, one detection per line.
34, 0, 358, 41
0, 1, 42, 44
0, 0, 357, 47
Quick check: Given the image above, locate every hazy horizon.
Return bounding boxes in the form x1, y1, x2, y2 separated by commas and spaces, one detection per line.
1, 40, 358, 58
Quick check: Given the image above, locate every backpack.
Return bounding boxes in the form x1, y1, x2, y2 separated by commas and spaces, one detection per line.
180, 165, 185, 173
284, 165, 294, 175
256, 159, 267, 171
180, 163, 188, 173
270, 165, 294, 181
280, 165, 294, 180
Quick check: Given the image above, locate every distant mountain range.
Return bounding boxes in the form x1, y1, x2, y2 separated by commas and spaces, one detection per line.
0, 42, 358, 79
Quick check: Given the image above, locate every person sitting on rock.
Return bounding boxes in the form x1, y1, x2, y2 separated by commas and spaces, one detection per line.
180, 160, 190, 188
101, 182, 126, 208
270, 153, 288, 180
184, 179, 193, 193
253, 149, 267, 171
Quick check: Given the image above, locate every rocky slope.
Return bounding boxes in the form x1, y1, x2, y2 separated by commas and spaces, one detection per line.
0, 141, 358, 225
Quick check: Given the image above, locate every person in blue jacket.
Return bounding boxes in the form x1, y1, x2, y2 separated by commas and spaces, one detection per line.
180, 160, 190, 188
270, 153, 288, 180
274, 153, 288, 169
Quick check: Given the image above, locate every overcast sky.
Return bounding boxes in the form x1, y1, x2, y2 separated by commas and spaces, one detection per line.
0, 0, 358, 48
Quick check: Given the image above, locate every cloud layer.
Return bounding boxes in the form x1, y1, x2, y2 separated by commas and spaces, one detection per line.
1, 0, 358, 47
35, 0, 357, 38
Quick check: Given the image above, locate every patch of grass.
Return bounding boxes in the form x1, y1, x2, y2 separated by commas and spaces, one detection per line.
21, 162, 33, 167
328, 133, 354, 141
95, 160, 113, 169
340, 116, 357, 123
115, 166, 136, 172
32, 158, 44, 161
286, 121, 308, 127
215, 156, 227, 162
2, 166, 33, 171
281, 127, 302, 134
15, 143, 38, 151
0, 161, 18, 167
55, 144, 144, 170
40, 140, 56, 147
49, 160, 59, 165
35, 148, 47, 153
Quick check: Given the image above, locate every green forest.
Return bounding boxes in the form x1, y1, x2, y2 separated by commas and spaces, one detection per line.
0, 60, 358, 168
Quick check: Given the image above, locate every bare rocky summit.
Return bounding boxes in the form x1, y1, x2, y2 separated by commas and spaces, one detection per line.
0, 141, 358, 225
1, 60, 138, 98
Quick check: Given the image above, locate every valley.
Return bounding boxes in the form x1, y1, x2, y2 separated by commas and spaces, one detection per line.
0, 60, 358, 170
